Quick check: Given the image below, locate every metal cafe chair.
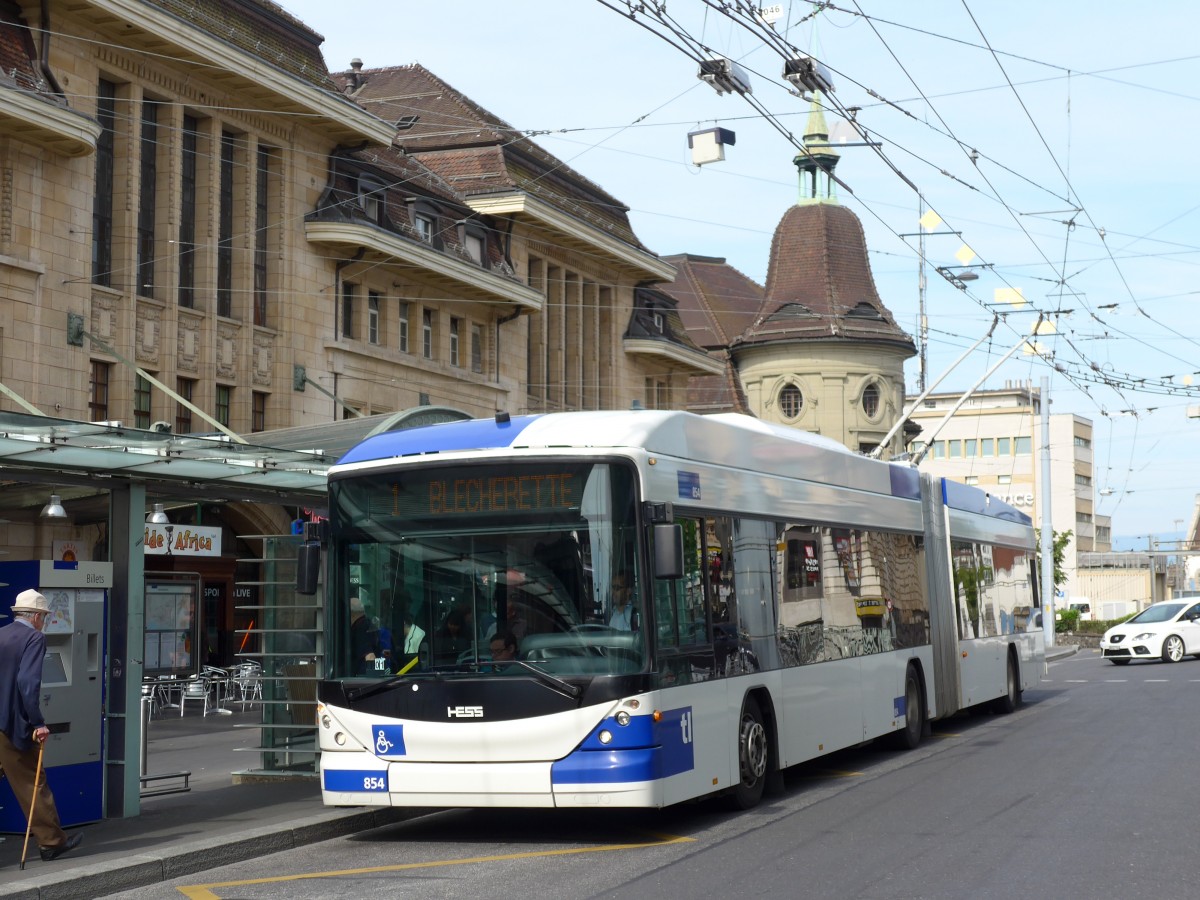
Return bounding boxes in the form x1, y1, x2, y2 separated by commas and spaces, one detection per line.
230, 662, 263, 710
179, 675, 211, 717
202, 665, 231, 712
140, 681, 159, 718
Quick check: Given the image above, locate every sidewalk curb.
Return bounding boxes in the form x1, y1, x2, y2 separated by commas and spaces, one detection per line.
0, 807, 415, 900
1045, 644, 1079, 662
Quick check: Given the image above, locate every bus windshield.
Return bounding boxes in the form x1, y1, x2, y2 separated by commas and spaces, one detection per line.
328, 460, 645, 679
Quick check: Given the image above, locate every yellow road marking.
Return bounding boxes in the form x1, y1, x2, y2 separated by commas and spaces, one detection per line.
176, 831, 694, 899
796, 768, 863, 778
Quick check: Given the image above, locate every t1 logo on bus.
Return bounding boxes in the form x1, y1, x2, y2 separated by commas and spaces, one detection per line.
655, 706, 696, 777
680, 710, 693, 745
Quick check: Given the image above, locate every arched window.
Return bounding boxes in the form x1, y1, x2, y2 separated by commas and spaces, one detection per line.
780, 383, 803, 419
862, 383, 880, 418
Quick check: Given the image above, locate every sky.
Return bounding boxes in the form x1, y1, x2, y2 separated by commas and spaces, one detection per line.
278, 0, 1200, 547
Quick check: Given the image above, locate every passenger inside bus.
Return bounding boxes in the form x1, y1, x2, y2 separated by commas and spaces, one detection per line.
349, 596, 380, 674
488, 631, 519, 669
609, 575, 634, 631
434, 609, 472, 664
399, 613, 425, 665
495, 577, 530, 642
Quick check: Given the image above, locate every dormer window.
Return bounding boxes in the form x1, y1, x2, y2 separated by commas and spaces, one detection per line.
407, 200, 442, 247
652, 312, 664, 333
357, 175, 386, 225
846, 302, 883, 319
458, 221, 488, 266
464, 232, 484, 264
414, 212, 435, 242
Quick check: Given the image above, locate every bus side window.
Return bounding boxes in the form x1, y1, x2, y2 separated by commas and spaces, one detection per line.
652, 517, 707, 649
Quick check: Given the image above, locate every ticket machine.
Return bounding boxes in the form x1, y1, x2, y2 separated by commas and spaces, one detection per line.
0, 560, 109, 831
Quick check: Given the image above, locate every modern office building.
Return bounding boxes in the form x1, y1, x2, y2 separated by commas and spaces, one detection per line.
908, 381, 1112, 606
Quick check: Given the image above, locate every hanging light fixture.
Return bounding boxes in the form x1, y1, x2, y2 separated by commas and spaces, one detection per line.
39, 494, 68, 520
146, 503, 169, 525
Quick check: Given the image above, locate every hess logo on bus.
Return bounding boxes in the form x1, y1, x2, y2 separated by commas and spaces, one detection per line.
447, 706, 484, 718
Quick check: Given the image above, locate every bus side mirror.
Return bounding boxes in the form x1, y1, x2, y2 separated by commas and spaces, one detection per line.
653, 523, 684, 579
296, 541, 322, 595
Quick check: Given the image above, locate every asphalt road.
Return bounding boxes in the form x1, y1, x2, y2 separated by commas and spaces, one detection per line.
107, 648, 1200, 900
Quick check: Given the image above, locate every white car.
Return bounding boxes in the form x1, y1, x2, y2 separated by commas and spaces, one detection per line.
1100, 600, 1200, 664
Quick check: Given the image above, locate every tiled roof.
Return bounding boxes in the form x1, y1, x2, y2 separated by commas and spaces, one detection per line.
658, 254, 763, 350
308, 148, 514, 276
0, 8, 62, 102
410, 145, 516, 197
687, 361, 752, 415
149, 0, 339, 92
340, 64, 648, 250
740, 203, 914, 352
354, 145, 466, 206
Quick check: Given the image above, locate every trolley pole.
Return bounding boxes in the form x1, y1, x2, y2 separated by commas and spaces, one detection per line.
1039, 376, 1055, 648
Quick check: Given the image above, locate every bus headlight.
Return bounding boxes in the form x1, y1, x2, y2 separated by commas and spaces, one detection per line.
321, 715, 332, 729
598, 730, 613, 744
334, 731, 347, 746
615, 711, 631, 726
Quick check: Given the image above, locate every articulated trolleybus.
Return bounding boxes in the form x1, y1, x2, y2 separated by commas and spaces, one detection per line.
312, 410, 1044, 810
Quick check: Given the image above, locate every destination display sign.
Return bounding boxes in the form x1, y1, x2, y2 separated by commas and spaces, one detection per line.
381, 468, 586, 519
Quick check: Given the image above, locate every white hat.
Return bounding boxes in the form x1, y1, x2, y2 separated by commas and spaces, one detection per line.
12, 589, 50, 614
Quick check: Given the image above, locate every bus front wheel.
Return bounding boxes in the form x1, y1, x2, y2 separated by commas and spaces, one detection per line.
730, 696, 769, 810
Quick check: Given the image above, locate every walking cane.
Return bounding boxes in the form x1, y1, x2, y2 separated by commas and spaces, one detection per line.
19, 737, 45, 871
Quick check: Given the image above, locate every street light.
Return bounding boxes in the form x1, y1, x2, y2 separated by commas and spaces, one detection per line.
935, 265, 987, 290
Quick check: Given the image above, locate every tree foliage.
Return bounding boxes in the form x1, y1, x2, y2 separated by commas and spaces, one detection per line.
1034, 528, 1073, 591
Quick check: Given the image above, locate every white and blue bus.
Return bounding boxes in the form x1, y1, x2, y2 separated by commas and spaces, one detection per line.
312, 410, 1044, 810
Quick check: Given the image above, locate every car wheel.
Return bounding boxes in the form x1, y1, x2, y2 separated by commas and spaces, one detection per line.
890, 666, 924, 749
1109, 658, 1130, 666
1162, 634, 1185, 663
729, 696, 769, 810
991, 653, 1020, 714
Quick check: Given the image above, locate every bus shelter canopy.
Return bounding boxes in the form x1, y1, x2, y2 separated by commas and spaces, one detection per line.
0, 406, 471, 520
0, 411, 332, 518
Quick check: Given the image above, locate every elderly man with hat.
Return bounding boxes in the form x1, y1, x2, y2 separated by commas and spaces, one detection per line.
0, 589, 82, 861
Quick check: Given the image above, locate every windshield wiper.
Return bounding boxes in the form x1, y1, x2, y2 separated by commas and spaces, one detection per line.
345, 660, 581, 702
504, 658, 583, 699
346, 675, 408, 702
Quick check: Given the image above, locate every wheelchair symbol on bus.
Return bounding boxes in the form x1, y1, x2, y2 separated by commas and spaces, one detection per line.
375, 730, 395, 755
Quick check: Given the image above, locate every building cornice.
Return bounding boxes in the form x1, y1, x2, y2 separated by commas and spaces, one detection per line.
83, 0, 394, 145
304, 220, 543, 310
464, 192, 675, 281
0, 88, 101, 157
622, 338, 726, 376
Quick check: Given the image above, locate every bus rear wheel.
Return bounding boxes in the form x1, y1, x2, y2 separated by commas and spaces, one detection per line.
991, 653, 1020, 714
730, 696, 768, 810
891, 667, 924, 750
